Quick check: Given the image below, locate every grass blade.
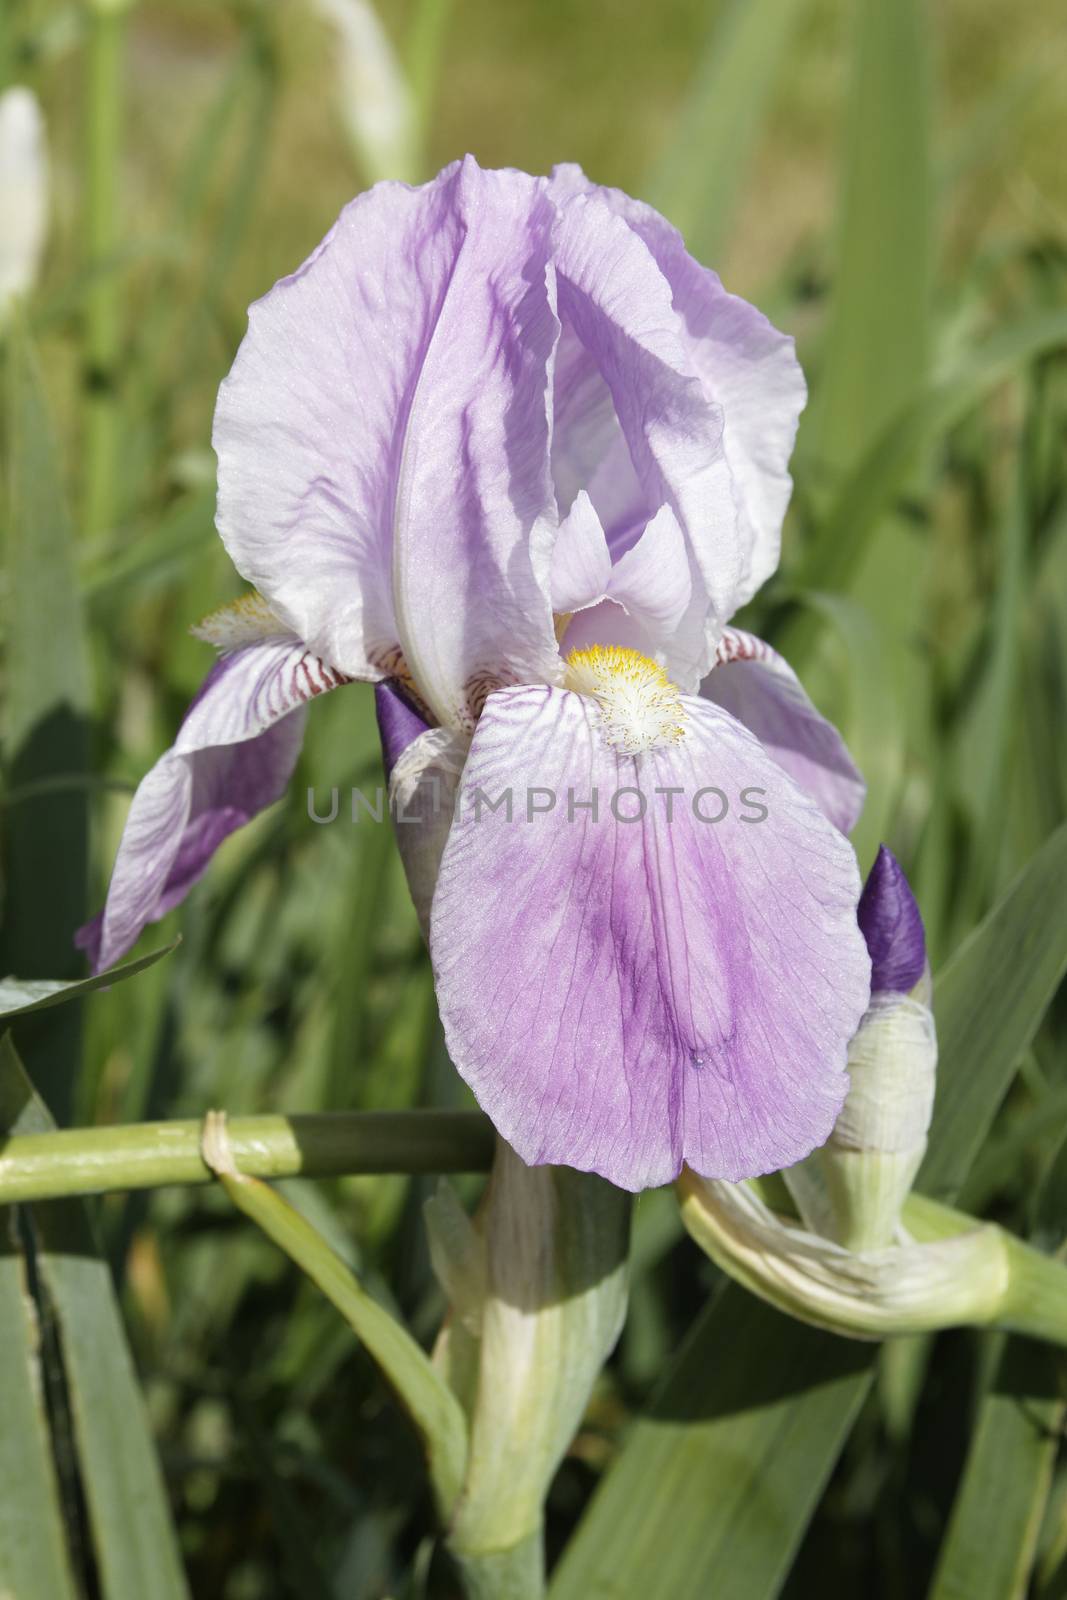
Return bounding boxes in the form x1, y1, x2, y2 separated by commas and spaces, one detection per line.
805, 308, 1067, 596
806, 0, 932, 480
1, 315, 90, 1120
0, 941, 177, 1020
549, 1283, 873, 1600
920, 817, 1067, 1201
0, 1226, 78, 1600
929, 1133, 1067, 1600
0, 1035, 192, 1600
792, 590, 904, 871
646, 0, 805, 265
928, 1340, 1063, 1600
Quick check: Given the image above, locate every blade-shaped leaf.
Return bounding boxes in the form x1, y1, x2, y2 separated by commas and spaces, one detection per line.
549, 1283, 873, 1600
0, 1035, 191, 1600
928, 1133, 1067, 1600
920, 817, 1067, 1201
645, 0, 805, 265
2, 315, 91, 1121
805, 307, 1067, 596
792, 590, 904, 872
0, 1223, 79, 1600
0, 941, 178, 1020
806, 0, 931, 479
929, 1338, 1063, 1600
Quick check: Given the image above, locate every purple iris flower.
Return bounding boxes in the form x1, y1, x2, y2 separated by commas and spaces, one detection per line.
80, 156, 872, 1191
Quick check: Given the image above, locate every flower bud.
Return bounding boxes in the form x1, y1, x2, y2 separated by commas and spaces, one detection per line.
426, 1141, 630, 1586
784, 846, 936, 1251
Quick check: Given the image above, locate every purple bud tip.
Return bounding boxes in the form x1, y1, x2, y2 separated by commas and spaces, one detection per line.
857, 845, 927, 994
375, 680, 432, 779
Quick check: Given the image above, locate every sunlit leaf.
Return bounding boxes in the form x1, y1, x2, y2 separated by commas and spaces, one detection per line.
0, 941, 178, 1020
646, 0, 805, 265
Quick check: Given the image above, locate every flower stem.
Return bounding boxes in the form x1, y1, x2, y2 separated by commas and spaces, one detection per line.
681, 1174, 1067, 1346
0, 1109, 496, 1202
905, 1193, 1067, 1345
449, 1529, 545, 1600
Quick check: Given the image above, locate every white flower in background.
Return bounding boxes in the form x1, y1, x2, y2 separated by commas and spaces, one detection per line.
0, 87, 49, 322
308, 0, 419, 184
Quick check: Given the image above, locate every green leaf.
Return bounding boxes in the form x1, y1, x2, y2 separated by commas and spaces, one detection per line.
792, 590, 904, 871
1, 314, 91, 1119
929, 1336, 1063, 1600
0, 1035, 192, 1600
406, 0, 451, 152
806, 0, 932, 480
646, 0, 805, 265
805, 307, 1067, 596
82, 487, 216, 604
202, 1114, 469, 1522
0, 1226, 79, 1600
549, 1283, 873, 1600
0, 1050, 78, 1600
920, 817, 1067, 1201
928, 1135, 1067, 1600
0, 940, 178, 1019
949, 441, 1029, 917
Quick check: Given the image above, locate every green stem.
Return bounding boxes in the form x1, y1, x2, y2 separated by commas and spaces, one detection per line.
449, 1528, 545, 1600
681, 1175, 1067, 1347
84, 0, 131, 538
0, 1109, 495, 1202
906, 1194, 1067, 1345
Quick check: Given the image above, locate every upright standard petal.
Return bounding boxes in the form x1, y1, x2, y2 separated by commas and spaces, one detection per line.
550, 192, 740, 687
78, 638, 350, 972
549, 164, 807, 609
549, 490, 612, 616
430, 684, 870, 1190
702, 628, 865, 834
214, 156, 562, 728
553, 503, 693, 670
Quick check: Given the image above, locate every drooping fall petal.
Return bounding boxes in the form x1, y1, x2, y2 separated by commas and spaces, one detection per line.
430, 683, 870, 1190
78, 638, 350, 971
702, 628, 865, 834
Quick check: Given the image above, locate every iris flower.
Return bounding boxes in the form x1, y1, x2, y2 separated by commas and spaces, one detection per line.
81, 157, 872, 1191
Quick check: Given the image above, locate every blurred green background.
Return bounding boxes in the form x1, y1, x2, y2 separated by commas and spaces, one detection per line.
2, 0, 1067, 1596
